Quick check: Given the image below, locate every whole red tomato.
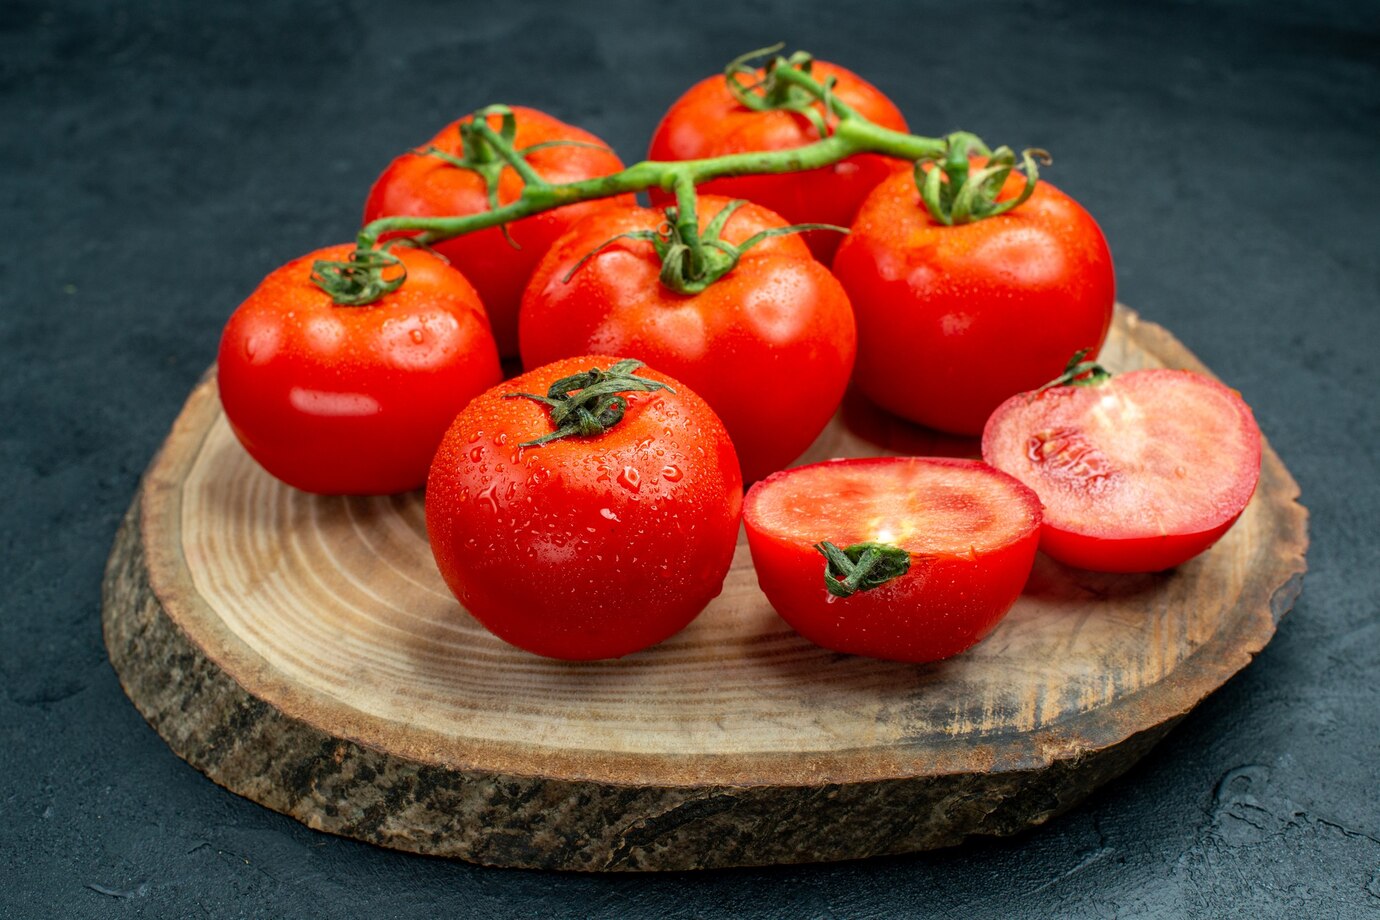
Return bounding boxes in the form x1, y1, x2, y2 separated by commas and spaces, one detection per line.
519, 196, 857, 483
832, 167, 1115, 435
648, 60, 908, 262
217, 244, 501, 494
744, 457, 1042, 662
426, 356, 743, 660
363, 106, 631, 356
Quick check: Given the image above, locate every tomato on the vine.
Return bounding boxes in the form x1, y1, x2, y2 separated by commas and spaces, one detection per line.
217, 244, 501, 495
832, 165, 1115, 435
744, 457, 1042, 662
426, 356, 743, 660
982, 367, 1262, 572
648, 60, 907, 262
519, 195, 857, 483
363, 106, 631, 356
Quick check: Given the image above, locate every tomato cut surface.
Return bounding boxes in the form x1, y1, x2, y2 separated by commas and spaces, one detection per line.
982, 369, 1262, 572
744, 458, 1042, 662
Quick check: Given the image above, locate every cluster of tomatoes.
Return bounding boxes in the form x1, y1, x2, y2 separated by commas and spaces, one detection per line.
217, 55, 1263, 662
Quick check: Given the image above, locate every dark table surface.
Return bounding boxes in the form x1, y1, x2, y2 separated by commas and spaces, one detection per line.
4, 1, 1378, 916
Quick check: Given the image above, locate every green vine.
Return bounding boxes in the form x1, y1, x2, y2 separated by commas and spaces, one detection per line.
319, 46, 1048, 305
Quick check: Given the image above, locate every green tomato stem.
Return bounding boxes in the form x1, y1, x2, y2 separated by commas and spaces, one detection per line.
335, 48, 1032, 306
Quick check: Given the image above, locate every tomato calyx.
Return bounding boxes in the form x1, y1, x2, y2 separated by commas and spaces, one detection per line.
723, 43, 843, 138
815, 540, 911, 598
503, 358, 674, 447
309, 244, 408, 306
410, 104, 614, 252
564, 197, 847, 295
913, 132, 1052, 226
1033, 348, 1114, 396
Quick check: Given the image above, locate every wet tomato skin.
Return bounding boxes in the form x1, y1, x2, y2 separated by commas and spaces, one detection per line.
425, 357, 743, 660
519, 196, 857, 484
832, 167, 1115, 435
217, 244, 501, 495
364, 106, 631, 356
982, 369, 1263, 572
743, 457, 1042, 662
648, 61, 908, 262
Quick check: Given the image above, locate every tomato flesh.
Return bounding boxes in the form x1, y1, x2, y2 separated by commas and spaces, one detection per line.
982, 369, 1262, 572
743, 457, 1042, 662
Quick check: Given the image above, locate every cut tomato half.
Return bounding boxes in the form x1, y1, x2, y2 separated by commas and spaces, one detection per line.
743, 457, 1042, 663
982, 368, 1262, 573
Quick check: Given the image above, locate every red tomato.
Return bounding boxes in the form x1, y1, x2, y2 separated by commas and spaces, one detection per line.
217, 244, 501, 494
426, 356, 743, 660
832, 167, 1115, 435
744, 457, 1042, 662
519, 196, 857, 483
648, 61, 908, 261
363, 106, 631, 356
982, 368, 1262, 572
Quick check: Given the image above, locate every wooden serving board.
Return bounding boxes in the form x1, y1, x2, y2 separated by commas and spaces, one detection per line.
102, 306, 1307, 871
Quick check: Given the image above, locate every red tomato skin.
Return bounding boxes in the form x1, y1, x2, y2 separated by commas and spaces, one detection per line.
217, 244, 501, 495
743, 458, 1042, 663
1037, 521, 1241, 574
981, 369, 1263, 573
648, 62, 909, 262
832, 167, 1116, 435
425, 357, 743, 660
363, 107, 632, 356
519, 196, 857, 483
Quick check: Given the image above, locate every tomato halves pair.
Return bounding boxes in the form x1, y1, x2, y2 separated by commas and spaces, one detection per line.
650, 60, 908, 262
984, 368, 1262, 573
745, 458, 1043, 663
365, 107, 631, 356
520, 196, 857, 483
426, 357, 743, 660
218, 245, 501, 494
834, 167, 1116, 435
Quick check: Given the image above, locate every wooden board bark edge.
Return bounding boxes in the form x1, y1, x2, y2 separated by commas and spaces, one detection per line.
102, 308, 1309, 871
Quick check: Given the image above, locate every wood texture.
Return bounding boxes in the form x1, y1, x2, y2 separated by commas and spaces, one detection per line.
102, 306, 1308, 871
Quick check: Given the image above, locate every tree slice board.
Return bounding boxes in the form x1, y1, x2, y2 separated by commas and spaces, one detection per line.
102, 306, 1308, 871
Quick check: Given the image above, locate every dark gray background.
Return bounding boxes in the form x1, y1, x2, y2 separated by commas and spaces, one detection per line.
3, 0, 1378, 916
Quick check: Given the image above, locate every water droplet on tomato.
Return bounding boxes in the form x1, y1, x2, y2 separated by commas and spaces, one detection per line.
479, 483, 500, 512
617, 466, 641, 492
661, 465, 683, 483
409, 328, 424, 344
599, 507, 620, 522
469, 446, 485, 463
468, 430, 483, 444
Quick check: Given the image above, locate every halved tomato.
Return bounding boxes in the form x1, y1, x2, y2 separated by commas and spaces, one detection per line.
982, 368, 1262, 572
743, 457, 1042, 662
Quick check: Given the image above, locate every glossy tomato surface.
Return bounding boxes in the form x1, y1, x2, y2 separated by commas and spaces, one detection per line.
982, 369, 1262, 572
648, 61, 907, 261
744, 457, 1042, 662
833, 167, 1115, 435
426, 356, 743, 660
519, 196, 857, 483
217, 244, 501, 495
364, 106, 631, 356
